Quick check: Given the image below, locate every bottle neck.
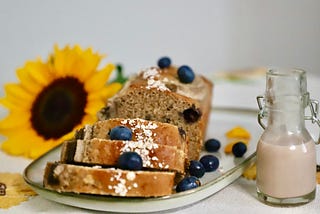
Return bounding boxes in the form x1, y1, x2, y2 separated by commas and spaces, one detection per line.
267, 99, 305, 132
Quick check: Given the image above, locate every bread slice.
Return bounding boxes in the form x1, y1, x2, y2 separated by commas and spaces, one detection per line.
60, 138, 186, 173
74, 118, 187, 151
98, 67, 213, 160
44, 162, 175, 197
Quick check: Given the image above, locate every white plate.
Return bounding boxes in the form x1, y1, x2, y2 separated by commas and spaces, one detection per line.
23, 107, 262, 213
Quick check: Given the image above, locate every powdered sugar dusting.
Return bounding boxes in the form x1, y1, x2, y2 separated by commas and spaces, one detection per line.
142, 67, 159, 79
108, 170, 137, 196
119, 119, 165, 168
126, 171, 136, 181
140, 67, 170, 92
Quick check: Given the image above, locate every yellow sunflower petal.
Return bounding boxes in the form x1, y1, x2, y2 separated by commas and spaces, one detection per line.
85, 64, 115, 91
1, 127, 61, 159
51, 45, 70, 77
24, 60, 52, 86
57, 47, 82, 77
1, 139, 28, 156
81, 46, 104, 69
75, 47, 103, 80
16, 61, 51, 95
51, 45, 104, 81
85, 99, 105, 115
87, 92, 103, 102
87, 83, 121, 105
27, 140, 61, 159
1, 84, 34, 112
3, 96, 32, 112
4, 83, 34, 101
100, 82, 122, 98
0, 97, 28, 112
0, 113, 30, 130
7, 128, 37, 140
61, 131, 75, 141
4, 93, 33, 109
80, 114, 97, 126
17, 67, 38, 89
1, 129, 39, 156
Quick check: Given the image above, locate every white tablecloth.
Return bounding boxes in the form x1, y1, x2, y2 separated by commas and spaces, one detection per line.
1, 72, 320, 214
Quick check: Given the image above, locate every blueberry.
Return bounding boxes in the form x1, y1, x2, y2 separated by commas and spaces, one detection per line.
177, 65, 195, 83
109, 126, 132, 141
188, 160, 205, 178
200, 155, 219, 172
205, 138, 221, 152
157, 57, 171, 69
117, 152, 143, 170
176, 176, 201, 192
183, 106, 201, 123
232, 142, 247, 157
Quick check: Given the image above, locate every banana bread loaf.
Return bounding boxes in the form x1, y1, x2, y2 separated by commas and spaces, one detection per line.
98, 67, 213, 160
44, 118, 188, 197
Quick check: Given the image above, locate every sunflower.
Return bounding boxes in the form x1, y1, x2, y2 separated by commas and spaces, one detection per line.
0, 45, 122, 159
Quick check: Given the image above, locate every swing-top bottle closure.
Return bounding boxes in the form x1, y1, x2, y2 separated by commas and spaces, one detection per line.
256, 69, 320, 145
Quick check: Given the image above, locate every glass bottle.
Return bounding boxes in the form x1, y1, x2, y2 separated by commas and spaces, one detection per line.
256, 68, 319, 205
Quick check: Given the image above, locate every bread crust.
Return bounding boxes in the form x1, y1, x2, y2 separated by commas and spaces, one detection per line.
44, 162, 175, 197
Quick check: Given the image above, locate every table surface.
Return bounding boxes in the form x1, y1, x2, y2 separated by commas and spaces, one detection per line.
1, 72, 320, 214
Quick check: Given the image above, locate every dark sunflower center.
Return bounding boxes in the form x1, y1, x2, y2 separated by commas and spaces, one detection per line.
31, 77, 88, 140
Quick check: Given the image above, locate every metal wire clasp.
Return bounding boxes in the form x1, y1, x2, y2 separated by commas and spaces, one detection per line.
306, 99, 320, 145
256, 94, 320, 145
256, 95, 266, 130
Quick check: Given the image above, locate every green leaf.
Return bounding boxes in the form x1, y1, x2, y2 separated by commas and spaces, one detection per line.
111, 63, 128, 84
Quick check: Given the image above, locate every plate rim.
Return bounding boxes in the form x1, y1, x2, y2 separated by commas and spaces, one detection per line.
23, 107, 258, 213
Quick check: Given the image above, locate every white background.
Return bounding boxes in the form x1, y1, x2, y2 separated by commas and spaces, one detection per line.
0, 0, 320, 95
1, 1, 320, 212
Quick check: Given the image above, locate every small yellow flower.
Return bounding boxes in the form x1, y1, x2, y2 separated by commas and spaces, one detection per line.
0, 45, 122, 159
225, 126, 251, 139
224, 126, 251, 154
